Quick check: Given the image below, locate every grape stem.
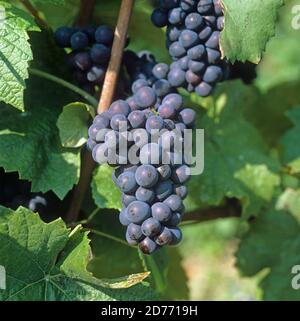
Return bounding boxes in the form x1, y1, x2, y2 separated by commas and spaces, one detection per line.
29, 68, 98, 108
20, 0, 49, 29
65, 0, 135, 223
77, 0, 96, 26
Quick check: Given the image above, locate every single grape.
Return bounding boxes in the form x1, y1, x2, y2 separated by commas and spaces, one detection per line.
157, 165, 172, 180
164, 119, 176, 130
185, 12, 204, 30
152, 63, 169, 79
185, 70, 202, 85
141, 217, 162, 237
162, 93, 183, 111
175, 185, 188, 199
87, 65, 106, 83
126, 230, 138, 246
135, 187, 155, 203
95, 25, 114, 45
93, 114, 110, 128
169, 227, 183, 245
168, 7, 186, 25
203, 65, 223, 83
139, 237, 157, 254
155, 180, 173, 200
122, 194, 137, 207
90, 44, 111, 64
187, 44, 205, 60
203, 15, 217, 27
158, 104, 176, 119
171, 165, 191, 184
127, 96, 139, 111
119, 208, 130, 226
199, 25, 213, 41
70, 31, 89, 50
110, 114, 128, 131
109, 100, 131, 116
168, 68, 186, 87
104, 130, 119, 148
81, 25, 96, 42
74, 52, 92, 71
206, 48, 221, 64
166, 212, 182, 226
153, 79, 172, 97
169, 42, 186, 58
214, 0, 223, 16
54, 27, 74, 47
167, 25, 182, 42
87, 138, 96, 151
195, 81, 213, 96
151, 202, 172, 222
197, 0, 213, 14
205, 31, 220, 49
92, 143, 109, 164
128, 110, 146, 128
154, 227, 173, 246
163, 194, 183, 211
178, 56, 190, 71
127, 223, 144, 241
95, 128, 110, 143
181, 0, 197, 12
179, 30, 199, 49
117, 172, 138, 194
146, 116, 164, 132
178, 108, 196, 127
175, 122, 187, 133
127, 201, 151, 224
135, 164, 158, 188
188, 60, 205, 73
132, 79, 148, 94
151, 8, 168, 28
135, 87, 157, 109
217, 16, 225, 30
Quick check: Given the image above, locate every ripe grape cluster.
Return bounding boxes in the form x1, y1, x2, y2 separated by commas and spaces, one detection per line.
54, 25, 118, 96
87, 84, 196, 254
151, 0, 229, 97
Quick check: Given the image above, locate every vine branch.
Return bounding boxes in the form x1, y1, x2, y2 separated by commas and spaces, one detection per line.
77, 0, 96, 26
66, 0, 135, 223
20, 0, 49, 29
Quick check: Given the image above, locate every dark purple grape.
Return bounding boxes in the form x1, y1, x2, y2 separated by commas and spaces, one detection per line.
167, 25, 182, 42
151, 202, 172, 222
179, 30, 199, 48
119, 208, 130, 226
162, 93, 183, 111
126, 230, 138, 246
169, 42, 186, 58
163, 194, 182, 211
169, 227, 183, 245
197, 0, 213, 14
126, 96, 139, 111
135, 87, 157, 109
151, 8, 168, 28
195, 81, 213, 96
171, 165, 191, 184
175, 185, 188, 199
203, 65, 223, 83
139, 237, 157, 254
135, 164, 158, 188
167, 68, 186, 87
127, 223, 144, 241
199, 25, 213, 41
146, 116, 164, 132
135, 187, 155, 203
168, 7, 186, 25
207, 48, 221, 64
87, 65, 106, 83
158, 104, 176, 119
164, 119, 176, 130
70, 31, 89, 50
141, 218, 162, 237
160, 0, 178, 9
175, 122, 186, 133
178, 108, 196, 126
110, 114, 128, 131
185, 13, 204, 30
185, 70, 202, 85
154, 227, 173, 246
152, 63, 169, 79
155, 180, 173, 201
109, 100, 130, 116
203, 15, 217, 27
117, 172, 137, 194
127, 201, 151, 224
90, 44, 111, 64
205, 31, 220, 49
132, 79, 148, 93
93, 114, 110, 128
178, 56, 190, 71
81, 25, 96, 41
188, 60, 205, 73
104, 130, 119, 148
214, 0, 223, 16
128, 110, 146, 128
87, 138, 96, 151
95, 25, 114, 45
122, 194, 137, 207
54, 27, 75, 48
153, 79, 172, 97
181, 0, 197, 12
166, 212, 182, 226
217, 16, 224, 30
187, 44, 205, 60
95, 128, 110, 143
92, 143, 109, 164
74, 52, 92, 71
157, 165, 172, 180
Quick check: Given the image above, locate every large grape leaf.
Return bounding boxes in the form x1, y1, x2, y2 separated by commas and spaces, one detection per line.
32, 0, 65, 4
221, 0, 284, 63
0, 2, 39, 110
276, 188, 300, 223
0, 206, 155, 301
236, 208, 300, 300
91, 165, 122, 211
186, 81, 280, 217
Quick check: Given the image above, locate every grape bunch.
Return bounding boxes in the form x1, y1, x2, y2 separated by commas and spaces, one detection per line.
54, 25, 119, 96
151, 0, 229, 97
87, 85, 196, 254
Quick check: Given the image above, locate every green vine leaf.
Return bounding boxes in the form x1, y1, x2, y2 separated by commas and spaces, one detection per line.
221, 0, 284, 63
0, 2, 39, 110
